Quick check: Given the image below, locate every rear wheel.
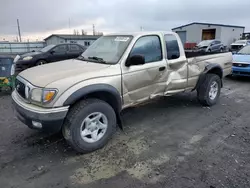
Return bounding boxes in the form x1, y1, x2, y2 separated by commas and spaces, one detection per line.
36, 60, 47, 66
62, 98, 117, 153
197, 74, 221, 106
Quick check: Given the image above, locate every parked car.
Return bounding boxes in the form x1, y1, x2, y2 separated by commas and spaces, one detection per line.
196, 40, 224, 53
230, 40, 250, 53
15, 43, 87, 74
0, 57, 15, 91
12, 31, 232, 153
232, 45, 250, 76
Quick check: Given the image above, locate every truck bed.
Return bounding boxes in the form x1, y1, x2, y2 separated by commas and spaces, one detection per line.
185, 51, 229, 58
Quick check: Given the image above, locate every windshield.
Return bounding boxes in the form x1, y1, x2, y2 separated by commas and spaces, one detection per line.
80, 35, 133, 64
197, 40, 213, 47
237, 45, 250, 55
40, 44, 56, 52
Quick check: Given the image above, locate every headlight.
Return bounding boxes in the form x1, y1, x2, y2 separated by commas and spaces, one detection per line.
31, 88, 42, 102
23, 56, 33, 61
31, 88, 57, 103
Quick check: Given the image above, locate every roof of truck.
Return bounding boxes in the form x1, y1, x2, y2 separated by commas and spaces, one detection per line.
105, 31, 174, 37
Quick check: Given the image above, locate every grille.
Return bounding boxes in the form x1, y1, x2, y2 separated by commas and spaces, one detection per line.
231, 45, 243, 50
15, 78, 26, 99
233, 63, 250, 68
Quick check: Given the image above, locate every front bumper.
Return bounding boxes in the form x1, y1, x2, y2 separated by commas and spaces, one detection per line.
232, 66, 250, 77
12, 90, 69, 133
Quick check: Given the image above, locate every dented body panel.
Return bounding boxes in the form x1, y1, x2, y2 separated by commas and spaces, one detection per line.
13, 31, 233, 111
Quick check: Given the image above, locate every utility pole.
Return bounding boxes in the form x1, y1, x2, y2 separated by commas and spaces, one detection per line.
17, 19, 22, 42
93, 24, 95, 35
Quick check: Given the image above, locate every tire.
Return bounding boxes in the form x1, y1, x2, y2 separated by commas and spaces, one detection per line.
36, 60, 47, 66
197, 74, 221, 106
62, 98, 117, 153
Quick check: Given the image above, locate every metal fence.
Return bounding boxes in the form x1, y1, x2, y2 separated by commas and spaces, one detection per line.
0, 42, 46, 55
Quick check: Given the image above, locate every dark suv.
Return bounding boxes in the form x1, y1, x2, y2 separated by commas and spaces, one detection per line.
15, 43, 86, 74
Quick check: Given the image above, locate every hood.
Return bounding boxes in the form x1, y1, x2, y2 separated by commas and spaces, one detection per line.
20, 51, 43, 58
231, 43, 245, 46
19, 59, 112, 87
233, 54, 250, 64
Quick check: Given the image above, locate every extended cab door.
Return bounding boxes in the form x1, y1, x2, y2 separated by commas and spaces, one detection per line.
164, 34, 188, 94
122, 35, 168, 107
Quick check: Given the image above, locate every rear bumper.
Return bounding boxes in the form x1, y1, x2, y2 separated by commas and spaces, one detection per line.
12, 91, 69, 133
232, 66, 250, 77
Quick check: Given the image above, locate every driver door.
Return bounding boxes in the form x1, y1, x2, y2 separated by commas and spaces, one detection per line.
122, 35, 168, 107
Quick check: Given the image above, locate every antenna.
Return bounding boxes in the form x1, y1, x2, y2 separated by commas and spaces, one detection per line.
93, 24, 96, 35
17, 19, 22, 42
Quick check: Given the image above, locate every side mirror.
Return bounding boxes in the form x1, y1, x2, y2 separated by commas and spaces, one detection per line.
32, 50, 35, 52
50, 50, 55, 54
125, 55, 145, 67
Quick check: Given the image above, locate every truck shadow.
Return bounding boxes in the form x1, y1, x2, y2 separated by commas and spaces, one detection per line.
14, 91, 201, 156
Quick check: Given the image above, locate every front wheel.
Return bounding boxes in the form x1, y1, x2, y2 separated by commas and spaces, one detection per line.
197, 74, 221, 106
62, 98, 117, 153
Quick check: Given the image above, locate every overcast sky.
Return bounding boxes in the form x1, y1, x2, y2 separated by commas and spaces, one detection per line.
0, 0, 250, 41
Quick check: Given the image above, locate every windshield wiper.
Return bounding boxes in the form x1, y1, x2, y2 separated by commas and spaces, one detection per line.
88, 56, 106, 63
76, 55, 87, 61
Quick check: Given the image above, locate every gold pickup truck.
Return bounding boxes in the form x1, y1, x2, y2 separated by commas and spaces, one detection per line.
12, 31, 232, 153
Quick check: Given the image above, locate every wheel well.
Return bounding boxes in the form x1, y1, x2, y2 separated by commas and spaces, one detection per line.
207, 67, 223, 78
194, 66, 223, 91
68, 91, 123, 129
83, 91, 120, 113
36, 59, 47, 64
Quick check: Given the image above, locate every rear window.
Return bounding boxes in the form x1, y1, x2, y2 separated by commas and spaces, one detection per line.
165, 35, 180, 60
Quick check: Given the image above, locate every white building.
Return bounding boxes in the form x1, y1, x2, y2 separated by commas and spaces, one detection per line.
172, 22, 245, 47
44, 34, 101, 47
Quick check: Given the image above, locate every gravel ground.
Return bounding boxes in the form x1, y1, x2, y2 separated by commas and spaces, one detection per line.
0, 77, 250, 188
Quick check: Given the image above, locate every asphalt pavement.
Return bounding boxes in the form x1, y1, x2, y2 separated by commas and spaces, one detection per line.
0, 77, 250, 188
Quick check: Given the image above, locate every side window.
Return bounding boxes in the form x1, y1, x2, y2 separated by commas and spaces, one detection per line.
130, 36, 162, 63
215, 41, 221, 44
165, 35, 180, 60
69, 44, 81, 51
53, 45, 67, 53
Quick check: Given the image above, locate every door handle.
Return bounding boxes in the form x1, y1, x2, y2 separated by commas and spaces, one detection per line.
159, 67, 166, 71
